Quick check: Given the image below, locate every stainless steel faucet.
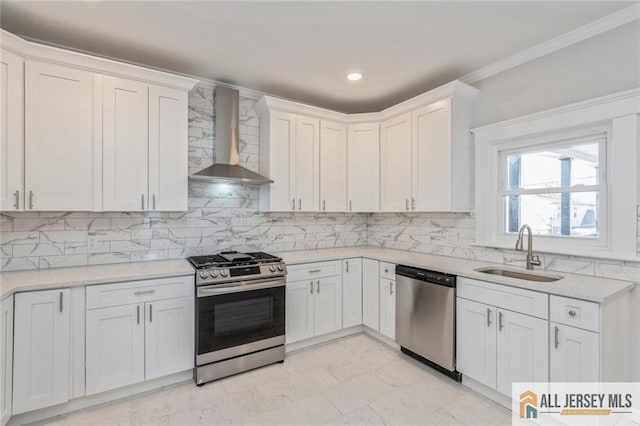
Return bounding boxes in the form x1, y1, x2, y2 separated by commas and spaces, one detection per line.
515, 224, 542, 271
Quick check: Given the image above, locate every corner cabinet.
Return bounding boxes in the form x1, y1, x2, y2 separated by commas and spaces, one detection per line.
0, 29, 197, 212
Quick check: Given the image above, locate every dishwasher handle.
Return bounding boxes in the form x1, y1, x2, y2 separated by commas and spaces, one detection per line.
395, 264, 456, 287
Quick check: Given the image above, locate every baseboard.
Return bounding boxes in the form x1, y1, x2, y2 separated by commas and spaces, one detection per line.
362, 327, 401, 350
461, 376, 512, 410
7, 370, 193, 425
285, 325, 363, 352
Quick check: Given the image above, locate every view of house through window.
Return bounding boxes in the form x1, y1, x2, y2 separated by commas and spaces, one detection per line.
501, 138, 604, 239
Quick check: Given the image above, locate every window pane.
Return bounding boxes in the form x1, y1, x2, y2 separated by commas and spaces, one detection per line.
506, 142, 600, 190
504, 192, 599, 238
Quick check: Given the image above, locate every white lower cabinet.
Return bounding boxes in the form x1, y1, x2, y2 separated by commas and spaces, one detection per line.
13, 289, 71, 414
285, 262, 342, 344
550, 322, 599, 382
379, 278, 396, 340
342, 258, 363, 328
456, 298, 497, 389
1, 296, 13, 425
85, 278, 194, 395
362, 259, 380, 331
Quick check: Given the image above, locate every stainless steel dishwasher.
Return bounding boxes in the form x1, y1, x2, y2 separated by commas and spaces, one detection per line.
395, 264, 460, 381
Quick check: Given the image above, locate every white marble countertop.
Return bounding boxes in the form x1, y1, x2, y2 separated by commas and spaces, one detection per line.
0, 259, 194, 300
276, 247, 635, 304
0, 247, 634, 304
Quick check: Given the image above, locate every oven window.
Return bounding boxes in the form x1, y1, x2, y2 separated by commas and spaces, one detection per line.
197, 286, 285, 355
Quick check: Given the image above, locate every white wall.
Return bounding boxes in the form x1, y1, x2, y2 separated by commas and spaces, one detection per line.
471, 21, 640, 127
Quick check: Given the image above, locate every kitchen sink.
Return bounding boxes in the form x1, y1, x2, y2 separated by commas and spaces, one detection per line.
474, 267, 563, 282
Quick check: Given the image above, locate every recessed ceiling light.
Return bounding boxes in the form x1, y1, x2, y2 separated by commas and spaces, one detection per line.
347, 72, 362, 81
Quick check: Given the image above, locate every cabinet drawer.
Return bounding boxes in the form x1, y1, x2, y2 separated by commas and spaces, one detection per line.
458, 277, 548, 319
550, 295, 599, 332
286, 261, 341, 282
379, 262, 396, 280
86, 275, 194, 309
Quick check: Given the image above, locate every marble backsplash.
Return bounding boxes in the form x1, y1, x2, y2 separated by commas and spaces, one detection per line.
1, 84, 639, 283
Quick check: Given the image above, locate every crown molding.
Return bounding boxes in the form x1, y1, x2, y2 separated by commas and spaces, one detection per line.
471, 87, 640, 144
460, 3, 640, 84
1, 29, 199, 91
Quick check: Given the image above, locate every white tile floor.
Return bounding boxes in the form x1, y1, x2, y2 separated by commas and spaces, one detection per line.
45, 334, 511, 425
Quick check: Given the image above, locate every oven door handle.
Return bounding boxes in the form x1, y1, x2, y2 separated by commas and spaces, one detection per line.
197, 279, 285, 297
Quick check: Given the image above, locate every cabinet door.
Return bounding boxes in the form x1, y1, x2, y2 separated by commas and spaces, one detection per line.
261, 111, 295, 211
379, 279, 396, 340
145, 297, 194, 380
496, 309, 548, 396
411, 100, 452, 211
86, 304, 145, 395
25, 61, 95, 210
456, 298, 497, 389
347, 123, 379, 212
314, 276, 342, 336
550, 323, 599, 382
294, 115, 320, 211
342, 258, 362, 328
13, 289, 70, 414
102, 76, 149, 211
320, 120, 347, 212
149, 85, 188, 212
1, 296, 13, 424
362, 259, 379, 331
285, 280, 314, 343
0, 48, 24, 211
380, 112, 412, 212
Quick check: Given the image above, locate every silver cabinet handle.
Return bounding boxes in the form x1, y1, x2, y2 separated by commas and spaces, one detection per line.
292, 198, 295, 210
345, 260, 349, 273
29, 190, 34, 210
349, 200, 352, 211
554, 326, 560, 349
137, 305, 140, 324
310, 281, 313, 294
390, 281, 393, 295
152, 194, 156, 210
309, 269, 321, 274
384, 268, 389, 273
498, 311, 504, 331
316, 280, 320, 293
149, 304, 153, 322
141, 194, 145, 210
322, 200, 326, 211
298, 198, 302, 210
568, 310, 576, 317
405, 198, 409, 211
13, 190, 19, 209
487, 308, 492, 327
59, 292, 63, 313
411, 198, 415, 210
134, 289, 156, 295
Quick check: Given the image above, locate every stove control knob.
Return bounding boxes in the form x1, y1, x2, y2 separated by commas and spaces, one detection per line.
199, 271, 208, 279
220, 270, 228, 277
269, 265, 276, 272
277, 264, 285, 272
210, 270, 218, 278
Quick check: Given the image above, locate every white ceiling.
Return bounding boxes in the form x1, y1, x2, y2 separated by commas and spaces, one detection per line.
0, 1, 632, 113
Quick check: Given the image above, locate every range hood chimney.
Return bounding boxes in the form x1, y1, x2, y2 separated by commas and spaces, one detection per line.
190, 86, 273, 184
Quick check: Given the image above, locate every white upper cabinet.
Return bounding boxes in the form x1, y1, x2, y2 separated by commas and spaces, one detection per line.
0, 29, 196, 212
347, 123, 379, 212
0, 48, 23, 211
320, 120, 347, 212
148, 85, 188, 211
102, 76, 149, 211
294, 115, 320, 212
259, 110, 296, 212
25, 61, 97, 211
380, 112, 412, 212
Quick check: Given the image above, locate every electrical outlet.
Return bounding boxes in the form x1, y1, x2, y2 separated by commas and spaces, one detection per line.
87, 235, 99, 250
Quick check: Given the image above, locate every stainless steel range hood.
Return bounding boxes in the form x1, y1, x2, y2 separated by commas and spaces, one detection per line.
190, 86, 273, 184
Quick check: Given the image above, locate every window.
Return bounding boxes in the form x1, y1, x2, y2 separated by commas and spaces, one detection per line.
498, 133, 606, 243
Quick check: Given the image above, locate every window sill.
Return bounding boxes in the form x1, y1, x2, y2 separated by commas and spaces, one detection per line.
471, 241, 640, 263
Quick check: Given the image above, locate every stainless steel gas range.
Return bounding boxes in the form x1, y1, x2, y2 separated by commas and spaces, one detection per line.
187, 251, 287, 385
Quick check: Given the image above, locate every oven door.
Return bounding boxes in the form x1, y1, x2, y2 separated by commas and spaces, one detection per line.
196, 278, 285, 365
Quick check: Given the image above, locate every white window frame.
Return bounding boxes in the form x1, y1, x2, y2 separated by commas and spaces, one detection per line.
472, 88, 640, 261
495, 127, 609, 250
